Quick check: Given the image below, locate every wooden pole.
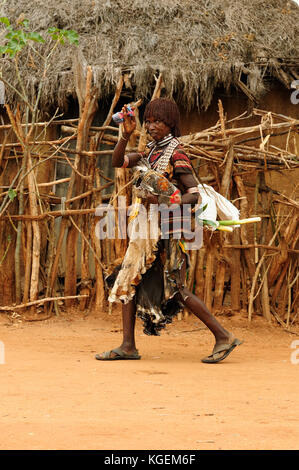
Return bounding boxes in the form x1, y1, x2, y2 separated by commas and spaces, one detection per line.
64, 66, 98, 307
259, 172, 271, 322
230, 201, 241, 311
91, 169, 106, 310
234, 174, 258, 312
47, 65, 98, 306
213, 143, 236, 312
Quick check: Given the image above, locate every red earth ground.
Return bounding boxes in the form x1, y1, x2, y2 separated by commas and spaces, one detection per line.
0, 307, 299, 451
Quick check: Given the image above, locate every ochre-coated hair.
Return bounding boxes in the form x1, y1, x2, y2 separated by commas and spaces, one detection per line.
143, 98, 181, 137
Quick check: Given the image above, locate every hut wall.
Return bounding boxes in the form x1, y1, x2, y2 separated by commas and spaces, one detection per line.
181, 82, 298, 143
180, 81, 299, 193
0, 118, 56, 304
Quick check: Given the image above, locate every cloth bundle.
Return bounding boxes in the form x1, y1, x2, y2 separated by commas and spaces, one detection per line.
196, 184, 240, 229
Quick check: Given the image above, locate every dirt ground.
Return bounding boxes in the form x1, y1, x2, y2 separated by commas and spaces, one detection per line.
0, 307, 299, 451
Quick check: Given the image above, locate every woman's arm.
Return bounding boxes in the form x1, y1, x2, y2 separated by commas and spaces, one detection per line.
178, 173, 202, 205
111, 135, 141, 168
170, 149, 202, 205
112, 105, 141, 168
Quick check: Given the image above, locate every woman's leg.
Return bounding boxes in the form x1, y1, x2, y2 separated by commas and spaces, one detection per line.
177, 254, 232, 345
179, 288, 231, 343
178, 286, 242, 362
95, 299, 138, 359
119, 299, 138, 353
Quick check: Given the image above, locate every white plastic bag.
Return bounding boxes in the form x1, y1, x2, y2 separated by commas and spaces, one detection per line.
197, 184, 240, 227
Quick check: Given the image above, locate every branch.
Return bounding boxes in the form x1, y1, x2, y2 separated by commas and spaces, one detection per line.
0, 295, 89, 311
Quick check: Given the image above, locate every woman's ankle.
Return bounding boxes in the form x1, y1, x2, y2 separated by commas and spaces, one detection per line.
120, 341, 137, 352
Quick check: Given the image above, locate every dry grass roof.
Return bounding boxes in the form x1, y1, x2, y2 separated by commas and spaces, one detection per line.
1, 0, 299, 111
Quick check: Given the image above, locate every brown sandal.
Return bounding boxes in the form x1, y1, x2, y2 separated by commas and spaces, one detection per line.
95, 347, 141, 361
201, 338, 243, 364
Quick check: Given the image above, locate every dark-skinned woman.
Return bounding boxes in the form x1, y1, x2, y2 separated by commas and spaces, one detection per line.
95, 98, 242, 363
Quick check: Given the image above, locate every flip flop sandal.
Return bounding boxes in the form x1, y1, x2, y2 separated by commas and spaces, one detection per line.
95, 347, 141, 361
201, 338, 243, 364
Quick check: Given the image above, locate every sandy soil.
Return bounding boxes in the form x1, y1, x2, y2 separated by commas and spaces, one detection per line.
0, 308, 299, 451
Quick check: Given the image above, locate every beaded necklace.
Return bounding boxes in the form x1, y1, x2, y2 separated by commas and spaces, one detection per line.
147, 134, 180, 173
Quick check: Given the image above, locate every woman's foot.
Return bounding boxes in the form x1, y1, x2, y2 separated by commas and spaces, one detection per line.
201, 334, 243, 364
95, 346, 141, 361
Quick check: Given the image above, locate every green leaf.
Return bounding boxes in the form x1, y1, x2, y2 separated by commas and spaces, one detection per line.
5, 47, 17, 57
27, 31, 45, 43
47, 27, 59, 33
8, 189, 17, 201
21, 19, 29, 29
64, 29, 79, 45
48, 32, 59, 41
0, 17, 10, 27
47, 27, 79, 46
4, 31, 14, 39
5, 40, 23, 55
18, 30, 27, 44
5, 31, 26, 49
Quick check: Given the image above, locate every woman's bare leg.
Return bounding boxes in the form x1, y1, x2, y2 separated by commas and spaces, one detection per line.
179, 288, 231, 343
119, 299, 138, 353
177, 255, 232, 346
95, 299, 138, 359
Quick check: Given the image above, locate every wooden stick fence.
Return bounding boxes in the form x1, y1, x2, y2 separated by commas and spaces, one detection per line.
0, 70, 298, 327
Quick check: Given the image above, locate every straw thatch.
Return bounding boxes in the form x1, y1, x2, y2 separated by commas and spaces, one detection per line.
1, 0, 299, 111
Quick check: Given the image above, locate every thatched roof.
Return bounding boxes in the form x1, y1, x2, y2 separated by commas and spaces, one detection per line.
1, 0, 299, 111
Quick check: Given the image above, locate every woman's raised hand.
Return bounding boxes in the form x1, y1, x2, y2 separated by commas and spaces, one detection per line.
122, 105, 136, 137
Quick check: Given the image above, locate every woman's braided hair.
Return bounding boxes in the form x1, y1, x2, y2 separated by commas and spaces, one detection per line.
144, 98, 181, 137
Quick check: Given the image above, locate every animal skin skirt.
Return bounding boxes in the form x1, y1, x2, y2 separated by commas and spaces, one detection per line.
106, 237, 189, 336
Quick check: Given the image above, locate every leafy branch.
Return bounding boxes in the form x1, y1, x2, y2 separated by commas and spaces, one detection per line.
0, 17, 79, 304
0, 17, 78, 57
0, 17, 79, 112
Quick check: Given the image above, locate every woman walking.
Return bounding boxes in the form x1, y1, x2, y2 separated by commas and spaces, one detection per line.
95, 98, 242, 363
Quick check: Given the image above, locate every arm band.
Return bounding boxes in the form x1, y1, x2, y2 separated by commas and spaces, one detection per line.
121, 155, 129, 168
186, 186, 199, 194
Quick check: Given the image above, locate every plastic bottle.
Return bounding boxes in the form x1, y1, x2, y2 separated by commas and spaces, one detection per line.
112, 105, 134, 124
